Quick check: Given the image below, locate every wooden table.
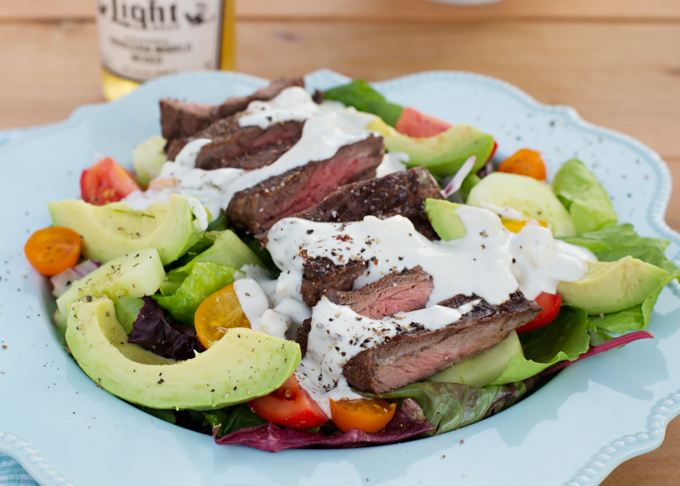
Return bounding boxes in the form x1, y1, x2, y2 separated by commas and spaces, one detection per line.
1, 1, 679, 483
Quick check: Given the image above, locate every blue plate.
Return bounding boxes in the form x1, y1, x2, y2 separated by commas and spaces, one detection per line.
1, 70, 679, 486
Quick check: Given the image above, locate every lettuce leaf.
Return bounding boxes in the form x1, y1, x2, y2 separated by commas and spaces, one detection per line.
114, 296, 144, 334
489, 306, 590, 385
204, 404, 267, 437
324, 80, 404, 127
370, 378, 538, 436
154, 262, 239, 324
552, 159, 617, 234
561, 224, 680, 333
213, 399, 433, 452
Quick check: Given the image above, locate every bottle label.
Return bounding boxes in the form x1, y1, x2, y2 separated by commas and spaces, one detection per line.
96, 0, 224, 82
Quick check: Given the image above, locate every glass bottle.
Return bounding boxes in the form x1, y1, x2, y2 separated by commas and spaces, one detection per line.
95, 0, 235, 101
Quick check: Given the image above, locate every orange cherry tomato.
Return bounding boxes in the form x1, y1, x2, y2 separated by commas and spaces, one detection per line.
81, 157, 141, 205
498, 149, 547, 180
24, 227, 82, 276
194, 283, 250, 349
503, 220, 548, 233
330, 398, 397, 433
249, 375, 328, 429
517, 292, 562, 334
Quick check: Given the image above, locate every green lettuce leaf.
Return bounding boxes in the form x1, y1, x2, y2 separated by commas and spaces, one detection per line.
489, 306, 590, 385
114, 296, 144, 334
154, 262, 239, 325
204, 404, 266, 437
370, 377, 538, 436
552, 159, 617, 234
324, 80, 404, 126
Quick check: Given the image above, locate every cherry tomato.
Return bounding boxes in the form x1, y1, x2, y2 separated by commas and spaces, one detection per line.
487, 141, 498, 161
517, 292, 562, 334
249, 375, 328, 429
498, 149, 546, 180
330, 398, 397, 433
502, 220, 548, 233
80, 157, 141, 205
194, 283, 250, 349
24, 227, 82, 276
395, 107, 452, 138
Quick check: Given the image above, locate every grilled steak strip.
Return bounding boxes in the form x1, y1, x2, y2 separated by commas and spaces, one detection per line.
342, 291, 541, 394
300, 257, 369, 307
228, 134, 384, 238
296, 318, 312, 359
195, 120, 304, 171
325, 266, 433, 320
160, 77, 304, 147
294, 167, 443, 240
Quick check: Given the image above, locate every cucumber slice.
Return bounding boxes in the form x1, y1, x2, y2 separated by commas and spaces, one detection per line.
467, 172, 577, 237
54, 248, 165, 333
427, 331, 524, 387
133, 136, 167, 186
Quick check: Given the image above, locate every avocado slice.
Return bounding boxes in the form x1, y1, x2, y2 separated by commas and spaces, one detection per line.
557, 256, 669, 315
427, 331, 524, 387
66, 297, 301, 410
366, 118, 494, 178
467, 172, 577, 237
132, 136, 167, 186
49, 194, 203, 265
423, 199, 467, 240
54, 249, 165, 332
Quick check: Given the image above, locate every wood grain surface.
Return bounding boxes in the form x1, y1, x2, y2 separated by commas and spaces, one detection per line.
0, 2, 679, 484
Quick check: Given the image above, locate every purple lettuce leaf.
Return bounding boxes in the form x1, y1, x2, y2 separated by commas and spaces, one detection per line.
213, 398, 434, 452
127, 296, 202, 361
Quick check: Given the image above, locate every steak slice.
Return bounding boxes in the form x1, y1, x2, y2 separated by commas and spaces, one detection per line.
300, 257, 368, 307
227, 134, 384, 238
325, 266, 433, 320
160, 77, 304, 146
294, 167, 443, 240
195, 120, 304, 170
296, 318, 312, 359
342, 291, 541, 394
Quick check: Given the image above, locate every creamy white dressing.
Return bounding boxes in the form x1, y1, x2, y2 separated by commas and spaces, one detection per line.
239, 87, 320, 129
233, 278, 269, 324
296, 298, 479, 415
186, 196, 209, 231
273, 297, 312, 325
479, 201, 525, 221
376, 152, 409, 177
253, 309, 291, 340
267, 207, 588, 306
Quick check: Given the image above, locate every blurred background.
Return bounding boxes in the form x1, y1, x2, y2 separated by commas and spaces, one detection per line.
0, 1, 679, 483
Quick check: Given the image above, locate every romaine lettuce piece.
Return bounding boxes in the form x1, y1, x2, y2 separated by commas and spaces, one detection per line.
489, 306, 590, 385
552, 159, 617, 234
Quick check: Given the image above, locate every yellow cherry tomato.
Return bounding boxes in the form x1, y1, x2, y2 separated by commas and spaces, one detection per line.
194, 283, 250, 349
498, 149, 547, 180
330, 398, 397, 433
503, 220, 548, 233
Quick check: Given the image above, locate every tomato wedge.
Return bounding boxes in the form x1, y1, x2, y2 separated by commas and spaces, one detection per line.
395, 107, 452, 138
330, 398, 396, 433
248, 375, 328, 429
24, 227, 82, 276
517, 292, 562, 334
81, 157, 141, 205
194, 283, 250, 349
498, 149, 546, 180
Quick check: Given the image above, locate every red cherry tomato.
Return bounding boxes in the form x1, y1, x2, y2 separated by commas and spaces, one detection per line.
248, 375, 328, 429
80, 157, 141, 205
395, 107, 452, 138
517, 292, 562, 334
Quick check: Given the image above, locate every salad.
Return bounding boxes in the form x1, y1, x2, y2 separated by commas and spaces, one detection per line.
23, 76, 679, 452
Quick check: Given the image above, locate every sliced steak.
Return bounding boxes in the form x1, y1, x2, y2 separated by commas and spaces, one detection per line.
325, 266, 433, 319
195, 120, 304, 170
160, 77, 304, 146
300, 257, 368, 307
165, 114, 242, 161
294, 167, 443, 240
296, 318, 312, 358
227, 134, 384, 238
342, 291, 541, 394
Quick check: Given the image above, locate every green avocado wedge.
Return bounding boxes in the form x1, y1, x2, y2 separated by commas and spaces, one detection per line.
54, 248, 165, 333
49, 194, 203, 265
557, 256, 669, 315
66, 297, 301, 410
423, 199, 466, 240
366, 118, 494, 178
